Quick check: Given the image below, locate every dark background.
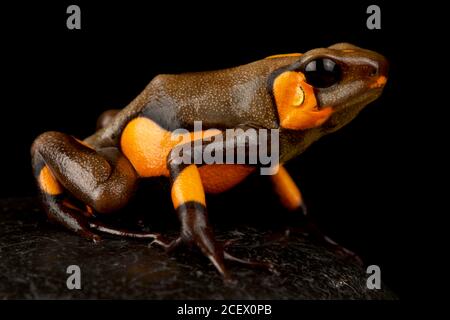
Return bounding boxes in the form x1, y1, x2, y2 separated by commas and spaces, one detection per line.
1, 1, 420, 298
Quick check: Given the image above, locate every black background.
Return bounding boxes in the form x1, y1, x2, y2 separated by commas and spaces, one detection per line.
1, 1, 423, 299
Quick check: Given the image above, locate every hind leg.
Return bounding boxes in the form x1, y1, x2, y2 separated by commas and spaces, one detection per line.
31, 131, 159, 241
96, 109, 120, 130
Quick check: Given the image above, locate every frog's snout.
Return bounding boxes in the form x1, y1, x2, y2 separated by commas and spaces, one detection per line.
368, 54, 389, 89
328, 43, 389, 89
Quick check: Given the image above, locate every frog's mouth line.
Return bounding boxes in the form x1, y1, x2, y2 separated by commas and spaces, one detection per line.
350, 88, 384, 110
318, 80, 386, 113
318, 86, 385, 134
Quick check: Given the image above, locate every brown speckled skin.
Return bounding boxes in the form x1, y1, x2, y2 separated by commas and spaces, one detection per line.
84, 56, 291, 148
85, 43, 387, 163
31, 43, 388, 279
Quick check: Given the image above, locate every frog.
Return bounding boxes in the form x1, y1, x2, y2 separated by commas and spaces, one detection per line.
31, 43, 388, 281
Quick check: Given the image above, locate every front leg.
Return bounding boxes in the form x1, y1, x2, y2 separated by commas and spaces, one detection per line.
271, 165, 307, 214
153, 130, 275, 281
167, 161, 231, 279
270, 165, 362, 264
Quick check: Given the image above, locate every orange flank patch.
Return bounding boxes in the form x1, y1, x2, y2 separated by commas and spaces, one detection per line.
270, 165, 303, 211
273, 71, 333, 130
171, 164, 206, 209
265, 53, 302, 59
38, 166, 63, 195
121, 117, 220, 177
199, 164, 255, 194
120, 117, 253, 194
121, 117, 177, 177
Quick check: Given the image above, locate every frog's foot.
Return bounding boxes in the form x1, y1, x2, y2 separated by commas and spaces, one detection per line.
222, 238, 276, 272
39, 193, 161, 242
89, 221, 160, 240
41, 195, 103, 243
269, 165, 362, 264
149, 229, 233, 283
150, 234, 276, 279
149, 235, 182, 252
285, 213, 363, 265
321, 238, 362, 265
224, 251, 276, 274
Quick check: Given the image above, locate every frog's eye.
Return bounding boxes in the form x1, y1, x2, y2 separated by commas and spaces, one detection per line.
303, 58, 341, 88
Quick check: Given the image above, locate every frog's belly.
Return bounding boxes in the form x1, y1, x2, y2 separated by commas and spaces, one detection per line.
120, 117, 254, 194
199, 164, 254, 193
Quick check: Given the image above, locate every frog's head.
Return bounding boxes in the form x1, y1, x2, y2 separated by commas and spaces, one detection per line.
272, 43, 388, 132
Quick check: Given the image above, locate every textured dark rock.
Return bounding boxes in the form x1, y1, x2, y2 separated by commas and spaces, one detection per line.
0, 197, 396, 299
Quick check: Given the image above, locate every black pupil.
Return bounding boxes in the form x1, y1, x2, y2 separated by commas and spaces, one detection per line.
303, 58, 340, 88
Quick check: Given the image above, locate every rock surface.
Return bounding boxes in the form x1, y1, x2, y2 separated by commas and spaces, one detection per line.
0, 197, 396, 299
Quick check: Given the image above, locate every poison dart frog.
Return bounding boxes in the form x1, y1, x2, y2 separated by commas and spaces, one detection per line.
32, 43, 388, 281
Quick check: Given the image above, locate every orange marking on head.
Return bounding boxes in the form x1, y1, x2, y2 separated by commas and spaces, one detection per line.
370, 75, 387, 88
265, 53, 302, 59
273, 71, 333, 130
171, 164, 206, 209
39, 166, 63, 195
270, 165, 303, 211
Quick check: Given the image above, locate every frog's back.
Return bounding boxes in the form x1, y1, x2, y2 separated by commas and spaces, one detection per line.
85, 56, 298, 149
140, 56, 300, 131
